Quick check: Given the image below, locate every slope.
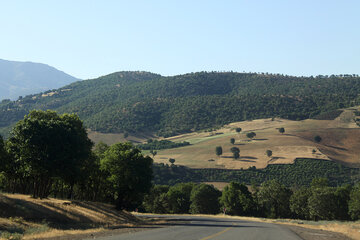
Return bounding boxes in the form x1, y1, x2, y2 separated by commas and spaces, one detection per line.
151, 107, 360, 169
1, 71, 360, 138
0, 59, 79, 100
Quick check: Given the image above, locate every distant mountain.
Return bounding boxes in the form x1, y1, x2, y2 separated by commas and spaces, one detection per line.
0, 59, 79, 100
0, 71, 359, 137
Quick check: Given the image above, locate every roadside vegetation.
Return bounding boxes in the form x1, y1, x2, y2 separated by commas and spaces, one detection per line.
1, 110, 360, 239
142, 178, 360, 221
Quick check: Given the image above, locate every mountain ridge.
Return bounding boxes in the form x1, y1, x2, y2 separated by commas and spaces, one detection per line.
0, 70, 359, 137
0, 59, 79, 100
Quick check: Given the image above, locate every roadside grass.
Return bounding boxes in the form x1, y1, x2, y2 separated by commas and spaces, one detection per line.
0, 193, 141, 240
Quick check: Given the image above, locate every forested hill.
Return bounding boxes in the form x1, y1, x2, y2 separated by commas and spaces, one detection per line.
1, 71, 360, 137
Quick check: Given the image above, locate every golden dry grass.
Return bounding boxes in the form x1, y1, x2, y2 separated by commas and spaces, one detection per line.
0, 193, 139, 240
87, 108, 360, 169
151, 109, 360, 169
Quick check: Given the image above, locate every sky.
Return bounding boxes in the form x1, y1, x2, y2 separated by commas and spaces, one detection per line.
0, 0, 359, 79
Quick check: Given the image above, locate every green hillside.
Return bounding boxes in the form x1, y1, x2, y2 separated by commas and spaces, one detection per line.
1, 71, 360, 137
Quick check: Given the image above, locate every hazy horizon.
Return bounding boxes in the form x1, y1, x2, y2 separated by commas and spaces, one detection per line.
1, 1, 359, 79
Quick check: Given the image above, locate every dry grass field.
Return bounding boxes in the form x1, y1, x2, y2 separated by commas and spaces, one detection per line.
88, 107, 360, 170
0, 193, 141, 240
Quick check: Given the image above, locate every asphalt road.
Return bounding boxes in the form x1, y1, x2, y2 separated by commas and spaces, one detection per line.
86, 215, 302, 240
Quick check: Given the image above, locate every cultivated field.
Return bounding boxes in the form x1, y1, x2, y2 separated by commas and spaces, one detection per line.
89, 107, 360, 170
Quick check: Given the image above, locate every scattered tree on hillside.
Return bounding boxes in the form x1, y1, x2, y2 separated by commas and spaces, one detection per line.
123, 132, 129, 138
101, 142, 153, 209
266, 150, 272, 158
169, 158, 176, 165
230, 147, 240, 159
278, 127, 285, 134
314, 135, 322, 143
230, 138, 235, 145
246, 132, 256, 140
215, 146, 223, 158
235, 128, 242, 139
150, 150, 157, 158
230, 147, 240, 153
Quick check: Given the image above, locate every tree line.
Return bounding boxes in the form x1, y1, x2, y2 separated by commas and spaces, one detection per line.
153, 159, 360, 187
0, 110, 152, 210
142, 179, 360, 221
1, 71, 360, 137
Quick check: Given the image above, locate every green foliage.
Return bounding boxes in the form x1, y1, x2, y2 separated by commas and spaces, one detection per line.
101, 142, 153, 209
166, 182, 195, 214
308, 187, 337, 220
142, 185, 170, 213
235, 128, 242, 133
138, 140, 190, 150
257, 180, 292, 218
230, 138, 235, 145
314, 135, 322, 143
349, 183, 360, 220
311, 177, 329, 188
290, 187, 311, 219
246, 132, 256, 139
169, 158, 175, 164
230, 147, 240, 153
278, 127, 285, 134
220, 182, 255, 216
233, 151, 240, 159
5, 110, 93, 198
189, 184, 221, 214
215, 146, 222, 156
314, 110, 343, 120
266, 150, 272, 158
1, 72, 360, 137
153, 159, 360, 187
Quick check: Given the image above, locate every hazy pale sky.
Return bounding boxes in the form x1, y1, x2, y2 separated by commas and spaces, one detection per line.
1, 0, 359, 79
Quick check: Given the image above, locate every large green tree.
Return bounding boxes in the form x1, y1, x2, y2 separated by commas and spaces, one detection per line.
101, 142, 153, 210
166, 182, 195, 214
290, 187, 311, 219
190, 184, 221, 214
7, 110, 93, 198
257, 180, 292, 218
220, 182, 255, 216
142, 185, 170, 213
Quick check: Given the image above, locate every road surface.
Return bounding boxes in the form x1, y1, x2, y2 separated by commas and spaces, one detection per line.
85, 215, 302, 240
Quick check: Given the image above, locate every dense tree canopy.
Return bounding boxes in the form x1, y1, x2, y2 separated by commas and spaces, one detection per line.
101, 142, 153, 209
190, 184, 221, 214
1, 72, 360, 137
220, 182, 255, 216
6, 110, 93, 198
